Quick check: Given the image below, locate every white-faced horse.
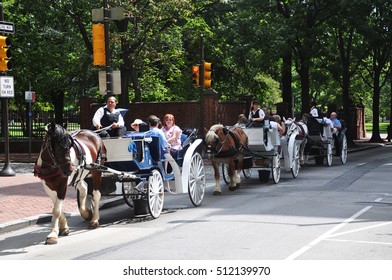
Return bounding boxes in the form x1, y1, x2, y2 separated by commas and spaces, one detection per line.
284, 118, 308, 165
205, 124, 248, 195
34, 123, 105, 244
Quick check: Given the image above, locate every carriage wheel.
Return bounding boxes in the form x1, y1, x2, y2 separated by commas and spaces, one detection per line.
326, 143, 333, 167
271, 154, 281, 184
340, 134, 348, 164
147, 169, 164, 219
221, 163, 230, 185
76, 190, 93, 221
291, 142, 300, 178
188, 152, 206, 207
122, 182, 135, 208
243, 168, 252, 179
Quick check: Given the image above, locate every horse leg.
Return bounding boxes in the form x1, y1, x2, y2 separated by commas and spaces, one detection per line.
235, 154, 244, 188
212, 160, 222, 195
43, 185, 68, 244
88, 171, 102, 229
89, 189, 101, 229
228, 160, 237, 191
76, 179, 92, 220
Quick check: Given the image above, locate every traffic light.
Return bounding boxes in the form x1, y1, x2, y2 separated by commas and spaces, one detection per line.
203, 61, 213, 88
192, 65, 200, 87
0, 36, 11, 72
92, 23, 106, 66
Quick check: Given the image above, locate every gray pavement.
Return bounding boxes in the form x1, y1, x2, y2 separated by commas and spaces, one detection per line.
0, 135, 390, 234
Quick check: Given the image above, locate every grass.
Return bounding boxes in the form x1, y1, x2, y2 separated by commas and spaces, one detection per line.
365, 122, 389, 133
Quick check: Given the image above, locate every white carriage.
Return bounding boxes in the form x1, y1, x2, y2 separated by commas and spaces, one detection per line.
221, 120, 307, 184
304, 117, 347, 166
83, 129, 206, 219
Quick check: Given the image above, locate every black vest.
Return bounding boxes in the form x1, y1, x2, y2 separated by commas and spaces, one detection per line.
100, 108, 120, 127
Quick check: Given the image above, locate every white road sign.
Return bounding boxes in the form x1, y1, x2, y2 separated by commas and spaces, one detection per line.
0, 76, 14, 98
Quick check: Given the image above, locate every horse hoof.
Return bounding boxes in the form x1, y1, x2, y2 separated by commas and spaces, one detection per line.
88, 222, 99, 229
59, 228, 70, 236
45, 237, 58, 245
213, 191, 221, 195
229, 186, 238, 191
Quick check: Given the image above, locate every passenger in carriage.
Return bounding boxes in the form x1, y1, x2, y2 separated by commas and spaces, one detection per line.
329, 112, 342, 134
310, 100, 320, 117
130, 118, 148, 132
161, 113, 183, 157
147, 115, 170, 152
234, 114, 249, 128
92, 95, 126, 138
273, 115, 286, 136
248, 101, 265, 127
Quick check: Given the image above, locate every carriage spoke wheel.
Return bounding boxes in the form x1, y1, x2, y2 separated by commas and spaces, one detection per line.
221, 163, 230, 185
291, 143, 300, 178
340, 134, 348, 164
122, 182, 135, 208
271, 154, 281, 184
147, 170, 164, 219
188, 153, 206, 207
326, 143, 333, 167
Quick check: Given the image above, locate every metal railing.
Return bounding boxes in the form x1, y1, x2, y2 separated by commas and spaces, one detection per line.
1, 110, 81, 140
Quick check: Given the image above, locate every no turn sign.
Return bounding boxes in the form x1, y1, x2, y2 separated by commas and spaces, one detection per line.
0, 76, 14, 98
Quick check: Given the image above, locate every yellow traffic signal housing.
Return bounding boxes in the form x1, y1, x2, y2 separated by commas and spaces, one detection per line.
203, 61, 213, 88
92, 23, 106, 66
0, 36, 11, 72
192, 65, 200, 86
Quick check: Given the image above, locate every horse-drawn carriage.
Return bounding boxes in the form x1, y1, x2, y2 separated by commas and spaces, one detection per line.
86, 128, 206, 219
34, 123, 205, 244
303, 116, 347, 166
205, 119, 308, 194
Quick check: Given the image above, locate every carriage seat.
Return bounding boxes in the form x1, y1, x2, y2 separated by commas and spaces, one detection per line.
307, 117, 326, 135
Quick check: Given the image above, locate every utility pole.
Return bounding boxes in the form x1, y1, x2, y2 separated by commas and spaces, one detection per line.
200, 34, 205, 136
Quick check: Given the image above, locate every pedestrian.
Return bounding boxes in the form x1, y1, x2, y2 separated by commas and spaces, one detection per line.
92, 95, 126, 137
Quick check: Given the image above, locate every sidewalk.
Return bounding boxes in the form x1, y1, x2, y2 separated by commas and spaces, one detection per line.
0, 135, 390, 234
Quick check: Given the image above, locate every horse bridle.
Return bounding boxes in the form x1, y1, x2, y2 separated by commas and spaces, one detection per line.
38, 131, 74, 176
207, 128, 236, 157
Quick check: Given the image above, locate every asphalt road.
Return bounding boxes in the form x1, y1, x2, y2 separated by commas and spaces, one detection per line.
1, 145, 392, 263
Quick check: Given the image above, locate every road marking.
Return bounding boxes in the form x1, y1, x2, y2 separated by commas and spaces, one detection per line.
327, 221, 392, 238
285, 198, 382, 260
324, 238, 392, 246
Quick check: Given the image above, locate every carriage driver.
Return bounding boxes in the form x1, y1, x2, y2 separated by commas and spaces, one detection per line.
92, 95, 126, 138
248, 101, 265, 127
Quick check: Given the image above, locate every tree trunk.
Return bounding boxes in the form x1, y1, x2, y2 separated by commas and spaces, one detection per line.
282, 48, 293, 117
370, 73, 383, 142
51, 90, 65, 126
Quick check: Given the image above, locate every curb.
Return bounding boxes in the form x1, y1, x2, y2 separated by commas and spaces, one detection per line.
0, 196, 123, 234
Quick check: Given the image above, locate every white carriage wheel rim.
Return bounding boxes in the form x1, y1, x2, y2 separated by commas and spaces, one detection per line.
327, 143, 333, 166
188, 153, 206, 206
148, 170, 164, 219
341, 136, 348, 164
291, 144, 300, 178
272, 155, 281, 183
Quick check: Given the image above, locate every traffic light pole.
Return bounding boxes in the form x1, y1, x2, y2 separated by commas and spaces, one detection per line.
200, 35, 205, 135
103, 0, 113, 96
0, 1, 15, 176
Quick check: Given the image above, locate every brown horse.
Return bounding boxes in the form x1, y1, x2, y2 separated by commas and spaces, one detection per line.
205, 124, 248, 195
34, 123, 105, 244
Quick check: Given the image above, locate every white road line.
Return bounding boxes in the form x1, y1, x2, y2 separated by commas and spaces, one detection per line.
327, 221, 392, 238
285, 198, 382, 260
324, 238, 392, 246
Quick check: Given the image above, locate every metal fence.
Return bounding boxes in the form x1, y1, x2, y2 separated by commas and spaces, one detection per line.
1, 110, 81, 140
